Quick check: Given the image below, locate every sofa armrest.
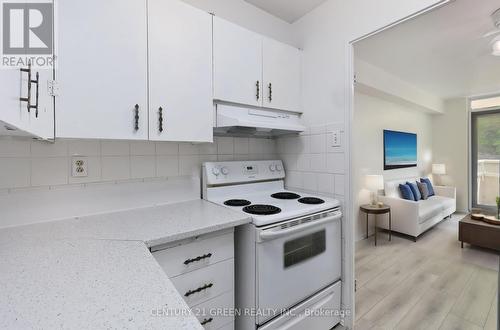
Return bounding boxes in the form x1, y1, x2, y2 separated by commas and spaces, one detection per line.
434, 186, 456, 199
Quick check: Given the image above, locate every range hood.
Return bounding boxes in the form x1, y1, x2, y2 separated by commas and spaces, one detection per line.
214, 104, 305, 137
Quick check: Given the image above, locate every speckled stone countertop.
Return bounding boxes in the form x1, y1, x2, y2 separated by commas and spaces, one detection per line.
0, 199, 251, 329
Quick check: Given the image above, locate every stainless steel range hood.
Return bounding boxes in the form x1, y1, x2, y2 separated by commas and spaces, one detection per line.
213, 104, 305, 137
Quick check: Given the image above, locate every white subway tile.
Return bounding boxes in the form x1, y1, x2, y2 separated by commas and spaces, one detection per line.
297, 154, 311, 171
156, 156, 179, 177
310, 125, 326, 135
335, 174, 345, 195
101, 156, 130, 181
0, 139, 31, 157
101, 141, 130, 156
217, 137, 234, 155
310, 153, 327, 172
0, 158, 30, 188
31, 157, 68, 186
68, 140, 100, 156
179, 143, 199, 155
302, 172, 318, 191
286, 171, 302, 189
131, 156, 156, 179
310, 134, 326, 154
263, 139, 276, 154
155, 142, 179, 155
198, 143, 217, 155
249, 138, 266, 154
130, 141, 156, 156
317, 173, 335, 195
199, 155, 218, 164
281, 154, 298, 171
327, 153, 345, 174
218, 154, 234, 161
179, 155, 200, 176
68, 156, 101, 184
234, 138, 249, 154
31, 140, 68, 157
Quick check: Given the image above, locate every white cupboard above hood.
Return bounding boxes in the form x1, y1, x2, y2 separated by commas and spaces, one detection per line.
213, 104, 305, 137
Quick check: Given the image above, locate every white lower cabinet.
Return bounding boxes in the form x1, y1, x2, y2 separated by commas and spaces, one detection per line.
152, 229, 234, 329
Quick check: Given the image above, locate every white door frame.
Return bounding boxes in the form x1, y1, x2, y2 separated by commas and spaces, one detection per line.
344, 0, 451, 327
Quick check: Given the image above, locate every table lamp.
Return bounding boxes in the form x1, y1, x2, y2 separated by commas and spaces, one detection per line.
365, 175, 384, 206
432, 164, 446, 185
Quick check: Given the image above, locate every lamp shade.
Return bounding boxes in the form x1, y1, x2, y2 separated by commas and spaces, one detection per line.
365, 175, 384, 191
432, 164, 446, 175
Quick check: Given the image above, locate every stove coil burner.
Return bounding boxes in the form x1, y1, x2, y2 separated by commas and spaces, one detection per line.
271, 192, 301, 200
243, 204, 282, 215
224, 199, 252, 207
298, 197, 325, 205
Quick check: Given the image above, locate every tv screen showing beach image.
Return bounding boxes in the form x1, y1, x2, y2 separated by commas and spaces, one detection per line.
384, 130, 417, 170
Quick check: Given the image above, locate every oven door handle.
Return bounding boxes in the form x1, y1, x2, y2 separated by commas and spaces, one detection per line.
259, 212, 341, 241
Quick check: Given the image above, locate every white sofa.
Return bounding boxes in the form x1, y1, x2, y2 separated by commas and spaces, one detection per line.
378, 178, 456, 241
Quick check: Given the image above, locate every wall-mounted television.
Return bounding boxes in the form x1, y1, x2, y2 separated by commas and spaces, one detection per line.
383, 130, 417, 170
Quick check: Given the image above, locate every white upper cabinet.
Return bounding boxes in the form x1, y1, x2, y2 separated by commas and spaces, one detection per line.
213, 17, 263, 107
262, 38, 301, 112
56, 0, 148, 140
148, 0, 213, 142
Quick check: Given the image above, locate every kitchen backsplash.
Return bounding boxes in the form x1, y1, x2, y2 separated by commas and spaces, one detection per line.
277, 123, 346, 199
0, 137, 277, 191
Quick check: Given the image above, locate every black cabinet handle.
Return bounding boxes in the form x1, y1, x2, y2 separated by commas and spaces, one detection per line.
32, 72, 39, 118
183, 253, 212, 265
268, 83, 272, 102
19, 62, 38, 116
185, 283, 213, 297
200, 318, 213, 326
134, 104, 139, 131
158, 107, 163, 133
256, 81, 260, 101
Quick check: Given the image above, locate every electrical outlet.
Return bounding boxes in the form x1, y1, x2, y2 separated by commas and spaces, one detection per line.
72, 156, 88, 177
331, 130, 341, 147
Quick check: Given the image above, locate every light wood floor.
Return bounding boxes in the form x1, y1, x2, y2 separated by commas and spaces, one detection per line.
355, 213, 499, 330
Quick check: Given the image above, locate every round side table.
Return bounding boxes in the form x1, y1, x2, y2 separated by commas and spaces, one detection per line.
360, 204, 391, 246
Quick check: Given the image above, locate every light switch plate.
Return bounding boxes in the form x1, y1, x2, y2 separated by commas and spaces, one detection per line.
71, 156, 88, 177
331, 130, 341, 147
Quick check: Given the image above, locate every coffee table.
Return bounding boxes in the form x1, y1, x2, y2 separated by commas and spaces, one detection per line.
459, 214, 500, 251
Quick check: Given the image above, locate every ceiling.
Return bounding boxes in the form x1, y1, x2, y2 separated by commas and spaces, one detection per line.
244, 0, 328, 23
354, 0, 500, 100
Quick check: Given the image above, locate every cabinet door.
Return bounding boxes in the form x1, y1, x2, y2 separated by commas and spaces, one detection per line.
27, 67, 55, 139
262, 38, 301, 112
56, 0, 148, 140
148, 0, 212, 142
213, 17, 262, 107
0, 68, 29, 135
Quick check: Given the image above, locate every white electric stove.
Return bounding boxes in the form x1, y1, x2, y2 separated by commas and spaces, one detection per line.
202, 160, 343, 330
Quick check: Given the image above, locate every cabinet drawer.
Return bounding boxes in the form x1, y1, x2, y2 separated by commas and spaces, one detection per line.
192, 291, 234, 330
172, 259, 234, 307
152, 232, 233, 277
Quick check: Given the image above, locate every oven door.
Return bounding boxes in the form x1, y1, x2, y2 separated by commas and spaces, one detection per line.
256, 210, 342, 325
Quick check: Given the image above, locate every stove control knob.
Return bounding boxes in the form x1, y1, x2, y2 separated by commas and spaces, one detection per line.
276, 164, 283, 172
212, 167, 220, 176
269, 165, 276, 172
221, 167, 230, 175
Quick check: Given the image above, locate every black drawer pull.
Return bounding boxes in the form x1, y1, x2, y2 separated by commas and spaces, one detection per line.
184, 283, 213, 297
268, 83, 272, 102
200, 317, 213, 325
183, 253, 212, 265
134, 104, 139, 131
256, 81, 260, 101
158, 107, 163, 133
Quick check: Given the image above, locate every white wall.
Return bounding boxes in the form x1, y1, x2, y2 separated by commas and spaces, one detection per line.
181, 0, 297, 46
353, 90, 434, 241
432, 98, 469, 211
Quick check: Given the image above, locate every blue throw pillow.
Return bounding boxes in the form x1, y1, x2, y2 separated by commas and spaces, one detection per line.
407, 182, 421, 201
420, 178, 435, 196
399, 183, 415, 201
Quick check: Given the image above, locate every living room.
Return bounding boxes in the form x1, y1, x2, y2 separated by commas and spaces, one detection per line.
352, 0, 499, 328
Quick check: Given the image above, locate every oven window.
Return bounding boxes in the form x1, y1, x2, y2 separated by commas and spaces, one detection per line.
284, 230, 326, 268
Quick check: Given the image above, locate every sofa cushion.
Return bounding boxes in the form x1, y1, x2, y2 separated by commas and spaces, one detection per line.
420, 177, 435, 196
431, 195, 455, 211
417, 181, 429, 200
407, 182, 421, 201
418, 197, 444, 223
399, 184, 415, 201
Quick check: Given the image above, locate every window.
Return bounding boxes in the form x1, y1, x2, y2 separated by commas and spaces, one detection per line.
471, 109, 500, 210
284, 230, 326, 268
